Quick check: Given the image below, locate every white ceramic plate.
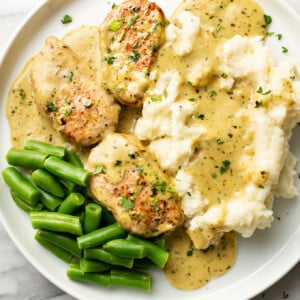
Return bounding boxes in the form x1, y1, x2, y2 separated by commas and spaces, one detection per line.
0, 1, 300, 299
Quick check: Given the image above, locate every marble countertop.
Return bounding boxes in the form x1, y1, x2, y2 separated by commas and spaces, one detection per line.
0, 1, 300, 299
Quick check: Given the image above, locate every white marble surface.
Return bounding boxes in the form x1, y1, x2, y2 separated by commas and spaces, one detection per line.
0, 0, 300, 299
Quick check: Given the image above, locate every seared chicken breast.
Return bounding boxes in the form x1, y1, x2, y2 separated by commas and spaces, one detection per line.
99, 0, 167, 106
31, 36, 120, 147
88, 133, 184, 237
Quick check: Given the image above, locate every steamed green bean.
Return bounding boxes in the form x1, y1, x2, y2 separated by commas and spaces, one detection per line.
6, 147, 48, 169
30, 211, 82, 235
84, 248, 134, 269
2, 167, 40, 206
77, 223, 125, 249
32, 169, 65, 197
25, 139, 66, 158
44, 156, 90, 186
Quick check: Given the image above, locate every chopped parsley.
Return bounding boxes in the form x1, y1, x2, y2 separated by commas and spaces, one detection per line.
93, 165, 105, 175
256, 86, 271, 95
127, 13, 139, 27
255, 100, 263, 108
128, 50, 140, 63
104, 55, 116, 65
216, 23, 223, 33
195, 112, 205, 120
211, 173, 218, 179
282, 46, 288, 53
210, 90, 217, 97
46, 102, 58, 112
115, 160, 122, 166
128, 152, 137, 159
108, 19, 122, 31
187, 249, 194, 256
221, 72, 228, 79
220, 160, 231, 174
150, 95, 162, 102
64, 107, 72, 116
65, 71, 74, 82
216, 138, 224, 145
276, 33, 282, 40
64, 98, 71, 104
112, 3, 117, 9
135, 165, 144, 174
262, 14, 272, 28
258, 184, 265, 189
188, 98, 196, 102
61, 14, 72, 24
120, 196, 134, 210
152, 181, 167, 193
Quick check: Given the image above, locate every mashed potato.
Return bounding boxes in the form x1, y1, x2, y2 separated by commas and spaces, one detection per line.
135, 10, 300, 249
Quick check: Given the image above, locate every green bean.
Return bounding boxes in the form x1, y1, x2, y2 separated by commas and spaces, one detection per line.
133, 258, 159, 270
35, 232, 73, 263
83, 203, 102, 233
2, 167, 40, 206
30, 211, 82, 236
10, 190, 43, 213
67, 263, 111, 287
101, 206, 116, 225
80, 258, 110, 273
103, 239, 146, 259
32, 169, 65, 198
84, 248, 134, 269
25, 139, 66, 158
58, 178, 76, 192
126, 234, 169, 268
152, 235, 166, 249
27, 174, 62, 211
35, 230, 82, 257
39, 191, 63, 211
6, 147, 48, 169
110, 268, 151, 292
77, 223, 125, 249
66, 150, 83, 168
58, 192, 85, 214
44, 156, 90, 186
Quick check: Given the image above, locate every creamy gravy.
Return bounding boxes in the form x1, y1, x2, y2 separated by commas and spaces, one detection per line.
6, 0, 267, 292
165, 227, 236, 290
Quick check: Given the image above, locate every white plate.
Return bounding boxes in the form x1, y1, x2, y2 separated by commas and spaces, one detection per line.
0, 0, 300, 299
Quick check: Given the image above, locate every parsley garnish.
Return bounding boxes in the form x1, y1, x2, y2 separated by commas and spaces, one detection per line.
150, 95, 162, 102
64, 107, 72, 116
220, 160, 231, 174
257, 86, 271, 95
152, 182, 167, 193
211, 173, 218, 179
195, 112, 205, 120
255, 100, 263, 108
127, 13, 139, 27
128, 152, 137, 159
46, 102, 58, 112
65, 71, 74, 82
216, 138, 224, 145
135, 165, 143, 174
104, 56, 116, 65
262, 14, 272, 28
210, 90, 217, 97
115, 160, 122, 166
61, 15, 72, 24
128, 50, 140, 63
282, 46, 288, 53
120, 196, 134, 210
109, 20, 122, 31
93, 165, 105, 175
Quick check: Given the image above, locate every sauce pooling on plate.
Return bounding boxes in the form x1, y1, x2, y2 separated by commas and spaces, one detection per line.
165, 228, 236, 290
